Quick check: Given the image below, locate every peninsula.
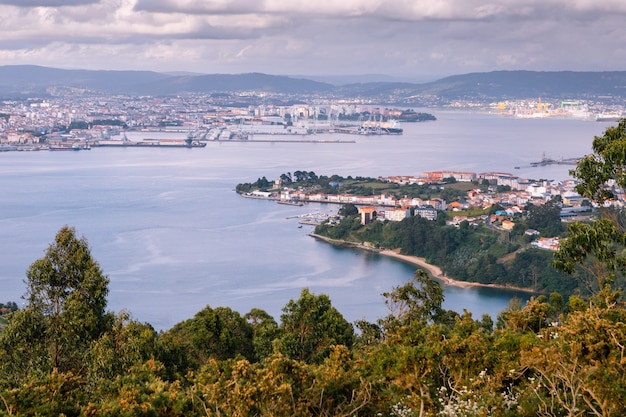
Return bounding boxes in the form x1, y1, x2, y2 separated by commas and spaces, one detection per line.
237, 170, 590, 297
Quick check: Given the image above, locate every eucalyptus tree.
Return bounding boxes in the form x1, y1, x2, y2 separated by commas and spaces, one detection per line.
158, 305, 255, 375
276, 288, 354, 364
0, 226, 111, 382
381, 270, 446, 327
243, 307, 279, 361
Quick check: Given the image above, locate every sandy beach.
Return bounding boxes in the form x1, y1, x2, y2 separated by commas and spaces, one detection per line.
378, 249, 481, 288
310, 233, 537, 292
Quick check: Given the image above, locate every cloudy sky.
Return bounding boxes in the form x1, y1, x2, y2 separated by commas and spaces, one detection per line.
1, 0, 625, 81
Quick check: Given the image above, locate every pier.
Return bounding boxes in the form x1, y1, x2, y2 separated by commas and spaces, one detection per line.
530, 153, 581, 167
243, 138, 355, 144
286, 211, 334, 225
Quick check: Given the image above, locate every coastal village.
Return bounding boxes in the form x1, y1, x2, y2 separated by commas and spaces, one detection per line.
245, 169, 616, 252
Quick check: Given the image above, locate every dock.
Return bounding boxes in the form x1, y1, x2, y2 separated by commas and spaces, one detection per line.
219, 138, 356, 144
286, 211, 334, 225
530, 155, 581, 167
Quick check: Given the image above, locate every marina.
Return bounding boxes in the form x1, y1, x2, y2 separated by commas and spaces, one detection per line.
286, 211, 334, 225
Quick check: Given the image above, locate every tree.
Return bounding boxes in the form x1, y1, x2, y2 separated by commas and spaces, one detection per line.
276, 289, 354, 364
382, 271, 446, 327
338, 203, 358, 216
87, 311, 159, 381
244, 308, 279, 361
293, 170, 307, 182
85, 360, 191, 416
489, 203, 505, 215
0, 226, 111, 379
526, 198, 564, 236
554, 119, 626, 297
256, 176, 271, 189
159, 305, 255, 373
553, 218, 623, 293
521, 304, 626, 416
279, 172, 292, 185
0, 301, 18, 312
571, 119, 626, 205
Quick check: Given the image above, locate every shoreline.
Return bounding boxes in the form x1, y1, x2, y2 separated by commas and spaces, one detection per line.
309, 233, 538, 293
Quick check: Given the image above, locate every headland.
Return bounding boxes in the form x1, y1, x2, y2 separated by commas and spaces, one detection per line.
309, 233, 538, 293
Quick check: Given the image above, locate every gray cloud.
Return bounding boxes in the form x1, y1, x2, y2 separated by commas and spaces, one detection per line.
133, 0, 626, 21
0, 0, 623, 79
0, 0, 99, 6
134, 0, 264, 15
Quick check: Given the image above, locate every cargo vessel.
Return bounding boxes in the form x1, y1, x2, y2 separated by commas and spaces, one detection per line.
595, 113, 622, 122
95, 133, 206, 148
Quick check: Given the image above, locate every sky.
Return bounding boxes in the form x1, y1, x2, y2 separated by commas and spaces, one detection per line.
0, 0, 625, 82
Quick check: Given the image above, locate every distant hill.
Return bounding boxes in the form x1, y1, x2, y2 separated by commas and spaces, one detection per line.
0, 65, 333, 98
1, 65, 626, 102
413, 70, 626, 100
0, 65, 170, 97
134, 72, 334, 95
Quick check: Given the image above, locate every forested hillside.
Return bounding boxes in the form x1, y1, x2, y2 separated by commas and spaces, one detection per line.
314, 206, 582, 295
2, 65, 626, 101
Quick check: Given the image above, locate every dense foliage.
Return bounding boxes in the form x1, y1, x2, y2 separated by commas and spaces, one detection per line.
1, 238, 625, 416
235, 171, 474, 200
0, 210, 625, 416
315, 211, 578, 295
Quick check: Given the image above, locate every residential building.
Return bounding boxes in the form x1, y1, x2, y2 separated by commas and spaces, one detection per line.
358, 206, 377, 225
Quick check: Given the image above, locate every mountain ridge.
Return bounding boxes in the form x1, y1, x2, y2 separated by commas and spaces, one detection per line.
1, 65, 626, 102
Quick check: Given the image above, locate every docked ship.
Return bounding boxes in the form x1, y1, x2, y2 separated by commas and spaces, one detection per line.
96, 132, 206, 148
277, 199, 304, 206
595, 113, 622, 122
49, 143, 90, 151
359, 118, 403, 135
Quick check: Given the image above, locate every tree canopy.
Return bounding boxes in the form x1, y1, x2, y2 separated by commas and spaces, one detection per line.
0, 222, 625, 415
276, 288, 354, 364
0, 226, 111, 380
554, 119, 626, 298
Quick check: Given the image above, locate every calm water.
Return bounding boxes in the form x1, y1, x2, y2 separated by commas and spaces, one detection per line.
0, 112, 613, 329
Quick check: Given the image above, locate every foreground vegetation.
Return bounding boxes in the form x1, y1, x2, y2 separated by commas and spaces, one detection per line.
1, 121, 626, 415
0, 225, 624, 416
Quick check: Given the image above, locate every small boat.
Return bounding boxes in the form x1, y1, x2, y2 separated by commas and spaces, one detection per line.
277, 200, 304, 206
49, 145, 76, 151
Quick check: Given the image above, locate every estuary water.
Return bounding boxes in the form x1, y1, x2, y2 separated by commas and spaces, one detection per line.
0, 111, 614, 330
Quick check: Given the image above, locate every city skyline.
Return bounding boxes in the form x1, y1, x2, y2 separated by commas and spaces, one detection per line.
0, 1, 625, 82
